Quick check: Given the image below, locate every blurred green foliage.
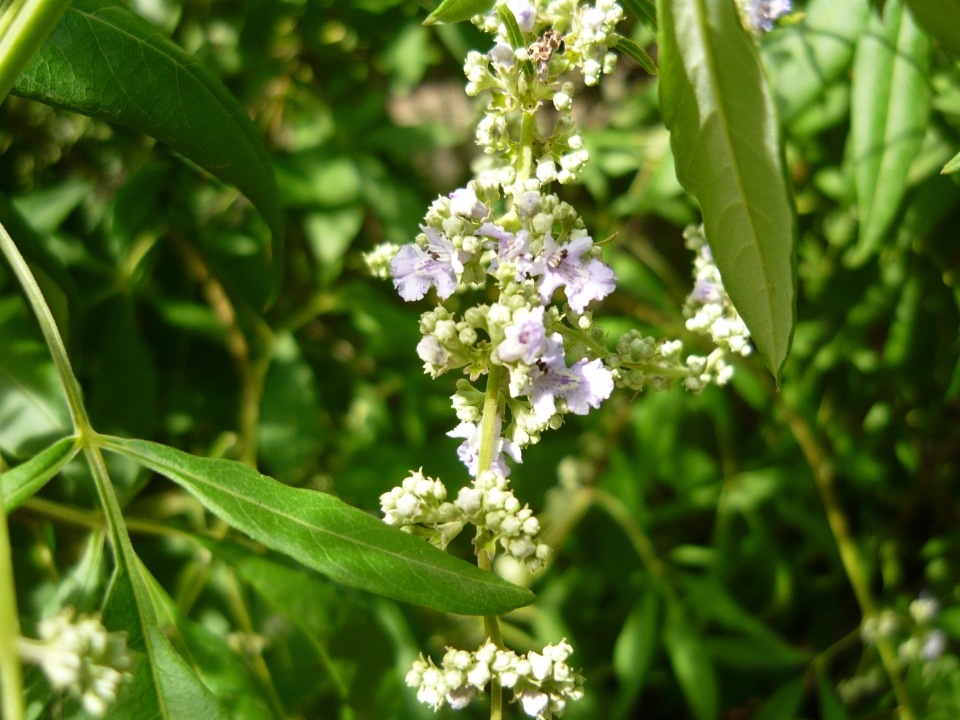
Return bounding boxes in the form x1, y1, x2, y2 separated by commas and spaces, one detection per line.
2, 0, 960, 718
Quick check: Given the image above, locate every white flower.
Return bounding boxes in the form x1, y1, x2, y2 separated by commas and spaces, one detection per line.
519, 688, 550, 716
450, 187, 488, 220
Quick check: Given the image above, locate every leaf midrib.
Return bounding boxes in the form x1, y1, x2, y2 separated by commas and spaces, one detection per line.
100, 437, 523, 605
689, 0, 780, 360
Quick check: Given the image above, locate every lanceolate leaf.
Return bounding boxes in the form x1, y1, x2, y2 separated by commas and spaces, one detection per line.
612, 589, 660, 718
658, 0, 797, 379
425, 0, 496, 25
849, 0, 931, 265
12, 0, 284, 294
613, 34, 659, 75
662, 598, 719, 720
99, 436, 536, 616
2, 435, 79, 512
904, 0, 960, 59
622, 0, 658, 28
91, 449, 227, 720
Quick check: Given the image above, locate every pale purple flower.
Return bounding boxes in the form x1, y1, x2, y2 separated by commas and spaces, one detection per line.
477, 223, 533, 275
497, 306, 548, 365
748, 0, 791, 31
508, 0, 536, 33
525, 335, 614, 420
489, 43, 515, 70
450, 188, 488, 220
448, 416, 521, 477
691, 279, 722, 304
390, 226, 463, 301
528, 233, 615, 312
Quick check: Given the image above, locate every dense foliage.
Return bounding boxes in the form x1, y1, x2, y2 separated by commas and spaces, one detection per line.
1, 0, 960, 719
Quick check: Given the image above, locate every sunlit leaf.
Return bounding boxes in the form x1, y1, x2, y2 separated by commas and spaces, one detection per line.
2, 435, 79, 512
99, 436, 536, 616
425, 0, 496, 25
848, 0, 931, 265
658, 0, 797, 378
612, 34, 659, 75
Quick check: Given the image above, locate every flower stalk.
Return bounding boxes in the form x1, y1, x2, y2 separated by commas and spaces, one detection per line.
0, 475, 25, 720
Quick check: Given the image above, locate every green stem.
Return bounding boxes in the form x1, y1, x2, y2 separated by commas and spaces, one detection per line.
0, 474, 24, 720
517, 111, 536, 183
0, 220, 90, 434
779, 399, 915, 720
0, 0, 73, 106
476, 364, 505, 719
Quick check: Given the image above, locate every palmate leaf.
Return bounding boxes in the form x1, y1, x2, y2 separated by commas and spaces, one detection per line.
98, 436, 536, 616
848, 0, 931, 266
1, 435, 79, 512
904, 0, 960, 59
657, 0, 797, 379
11, 0, 284, 297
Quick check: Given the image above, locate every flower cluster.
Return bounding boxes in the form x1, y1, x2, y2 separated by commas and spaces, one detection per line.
739, 0, 792, 33
683, 225, 752, 357
19, 607, 132, 717
380, 469, 551, 571
898, 594, 948, 664
406, 639, 584, 719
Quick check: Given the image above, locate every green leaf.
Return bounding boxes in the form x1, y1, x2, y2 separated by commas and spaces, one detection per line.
497, 4, 526, 47
12, 0, 284, 294
942, 149, 960, 175
2, 435, 79, 512
613, 34, 659, 74
205, 540, 348, 698
139, 561, 273, 720
425, 0, 496, 25
612, 589, 660, 718
658, 0, 797, 379
0, 298, 72, 461
93, 460, 228, 720
258, 333, 324, 483
98, 436, 536, 616
753, 676, 806, 720
904, 0, 960, 59
761, 0, 870, 123
662, 597, 719, 720
622, 0, 658, 28
849, 0, 931, 265
816, 670, 849, 720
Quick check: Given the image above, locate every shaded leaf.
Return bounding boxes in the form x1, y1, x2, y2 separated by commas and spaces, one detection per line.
849, 0, 931, 264
425, 0, 496, 25
904, 0, 960, 59
622, 0, 658, 28
753, 676, 806, 720
258, 332, 323, 483
662, 597, 718, 720
613, 34, 659, 74
2, 435, 79, 512
658, 0, 797, 378
99, 436, 536, 616
612, 589, 660, 718
13, 0, 284, 294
